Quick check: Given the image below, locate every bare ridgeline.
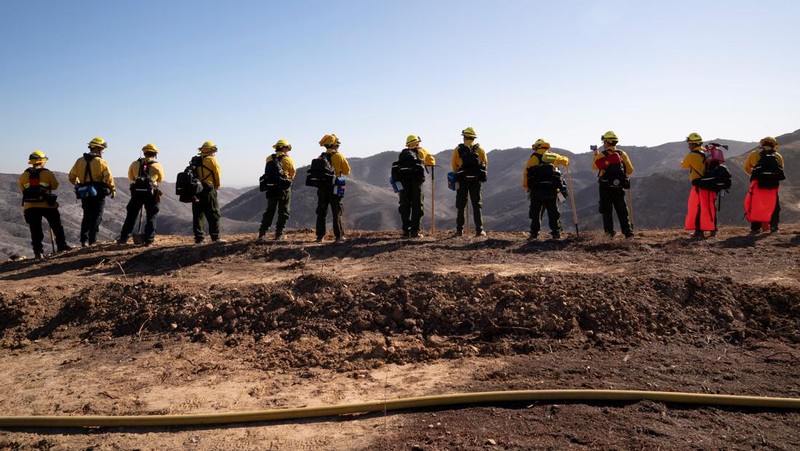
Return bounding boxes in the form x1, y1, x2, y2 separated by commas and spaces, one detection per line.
5, 128, 797, 261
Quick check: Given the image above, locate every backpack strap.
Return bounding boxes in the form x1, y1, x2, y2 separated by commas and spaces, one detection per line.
138, 158, 149, 177
83, 154, 95, 183
195, 156, 217, 187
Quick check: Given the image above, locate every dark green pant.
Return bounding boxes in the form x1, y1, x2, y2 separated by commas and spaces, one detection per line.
598, 185, 632, 236
529, 192, 561, 236
260, 188, 291, 235
456, 180, 483, 232
192, 189, 221, 241
399, 182, 425, 234
316, 187, 344, 239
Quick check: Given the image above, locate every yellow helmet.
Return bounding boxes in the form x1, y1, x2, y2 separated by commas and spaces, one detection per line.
319, 134, 340, 147
88, 137, 108, 149
461, 127, 477, 138
199, 141, 217, 152
142, 143, 159, 154
601, 131, 618, 143
759, 136, 778, 149
686, 132, 703, 145
533, 139, 551, 150
273, 139, 291, 150
406, 135, 421, 146
28, 150, 47, 164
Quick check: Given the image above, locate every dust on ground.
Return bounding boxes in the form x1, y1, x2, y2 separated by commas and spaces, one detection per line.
1, 226, 799, 450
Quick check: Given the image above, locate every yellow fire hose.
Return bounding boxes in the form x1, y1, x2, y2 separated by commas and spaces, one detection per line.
1, 389, 798, 428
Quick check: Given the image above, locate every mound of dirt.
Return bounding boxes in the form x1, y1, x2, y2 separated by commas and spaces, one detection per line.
2, 271, 798, 371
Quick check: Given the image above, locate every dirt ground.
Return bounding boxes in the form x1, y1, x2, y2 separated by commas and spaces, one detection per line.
1, 226, 799, 450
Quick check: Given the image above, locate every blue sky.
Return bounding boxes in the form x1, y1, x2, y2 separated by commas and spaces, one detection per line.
2, 0, 798, 186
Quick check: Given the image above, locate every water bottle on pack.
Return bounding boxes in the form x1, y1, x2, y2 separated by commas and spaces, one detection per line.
334, 176, 346, 197
389, 176, 403, 193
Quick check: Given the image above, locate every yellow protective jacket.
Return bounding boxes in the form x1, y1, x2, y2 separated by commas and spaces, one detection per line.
743, 149, 784, 175
522, 150, 570, 189
412, 146, 437, 167
592, 147, 634, 177
325, 149, 351, 177
195, 155, 221, 189
266, 151, 296, 180
18, 167, 59, 210
128, 157, 165, 185
68, 153, 115, 193
451, 143, 488, 173
681, 148, 706, 182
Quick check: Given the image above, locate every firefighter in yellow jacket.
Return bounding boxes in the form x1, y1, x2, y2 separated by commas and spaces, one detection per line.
451, 127, 488, 236
68, 137, 115, 247
592, 131, 634, 238
680, 133, 717, 239
396, 135, 436, 238
117, 144, 165, 245
315, 134, 351, 242
522, 139, 570, 240
744, 136, 785, 233
258, 139, 296, 241
193, 141, 224, 243
19, 151, 71, 259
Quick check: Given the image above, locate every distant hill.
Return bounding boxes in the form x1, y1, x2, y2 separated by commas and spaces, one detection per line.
3, 131, 798, 259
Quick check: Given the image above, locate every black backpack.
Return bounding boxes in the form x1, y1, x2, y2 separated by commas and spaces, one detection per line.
22, 168, 50, 203
598, 150, 630, 189
751, 149, 786, 189
305, 152, 336, 187
259, 153, 292, 198
391, 148, 426, 185
131, 158, 156, 197
456, 144, 487, 183
692, 151, 732, 192
175, 156, 209, 203
526, 153, 563, 197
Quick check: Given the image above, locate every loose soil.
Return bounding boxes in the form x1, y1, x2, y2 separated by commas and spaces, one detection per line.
1, 226, 799, 450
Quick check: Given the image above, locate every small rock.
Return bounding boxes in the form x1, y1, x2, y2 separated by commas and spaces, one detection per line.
486, 438, 497, 445
170, 323, 178, 329
482, 272, 500, 285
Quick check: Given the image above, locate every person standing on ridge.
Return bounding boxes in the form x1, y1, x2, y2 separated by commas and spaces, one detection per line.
257, 139, 295, 242
68, 137, 115, 247
315, 134, 351, 242
681, 133, 717, 239
592, 131, 634, 238
192, 141, 225, 244
744, 136, 785, 234
523, 139, 570, 240
394, 135, 436, 238
452, 126, 488, 237
19, 150, 71, 259
117, 144, 165, 246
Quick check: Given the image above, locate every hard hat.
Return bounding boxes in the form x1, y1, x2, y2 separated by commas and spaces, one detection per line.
142, 143, 159, 154
319, 134, 340, 147
273, 139, 291, 150
199, 141, 218, 152
759, 136, 778, 149
533, 139, 551, 150
406, 135, 421, 146
686, 133, 703, 144
88, 137, 108, 149
28, 150, 47, 164
601, 131, 618, 142
461, 127, 477, 138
